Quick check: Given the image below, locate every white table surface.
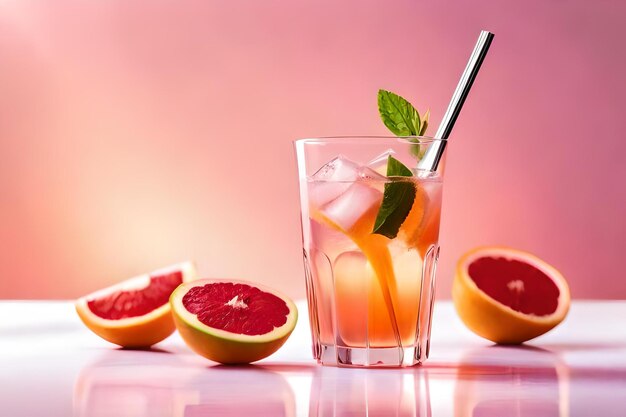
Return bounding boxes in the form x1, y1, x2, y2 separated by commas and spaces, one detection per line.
1, 300, 625, 417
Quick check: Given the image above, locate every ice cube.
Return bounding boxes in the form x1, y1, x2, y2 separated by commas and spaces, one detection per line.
320, 181, 382, 231
309, 156, 361, 208
358, 166, 387, 181
357, 166, 387, 193
366, 149, 396, 175
311, 155, 361, 181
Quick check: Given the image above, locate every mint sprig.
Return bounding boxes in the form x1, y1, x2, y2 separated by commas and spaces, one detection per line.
372, 156, 416, 239
378, 89, 429, 158
372, 90, 430, 238
419, 109, 430, 136
378, 90, 421, 136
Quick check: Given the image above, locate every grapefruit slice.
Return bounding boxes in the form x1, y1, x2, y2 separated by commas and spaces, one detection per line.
397, 184, 442, 258
75, 262, 197, 348
311, 187, 405, 347
453, 247, 570, 344
170, 279, 298, 364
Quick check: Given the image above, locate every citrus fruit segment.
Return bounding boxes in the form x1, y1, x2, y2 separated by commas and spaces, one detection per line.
396, 180, 442, 258
453, 247, 570, 344
170, 279, 298, 364
75, 262, 197, 348
312, 199, 405, 347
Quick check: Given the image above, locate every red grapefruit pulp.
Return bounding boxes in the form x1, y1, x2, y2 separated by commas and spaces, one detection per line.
87, 271, 183, 320
76, 262, 197, 347
171, 279, 298, 364
468, 256, 562, 316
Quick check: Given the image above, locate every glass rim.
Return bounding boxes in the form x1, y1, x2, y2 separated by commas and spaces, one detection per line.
294, 135, 445, 145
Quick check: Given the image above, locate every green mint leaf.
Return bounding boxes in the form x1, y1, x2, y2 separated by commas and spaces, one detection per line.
378, 90, 429, 159
377, 90, 421, 136
409, 137, 422, 159
386, 154, 413, 177
372, 156, 416, 239
419, 109, 430, 136
411, 109, 430, 159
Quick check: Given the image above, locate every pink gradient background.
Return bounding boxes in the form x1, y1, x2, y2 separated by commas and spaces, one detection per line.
0, 1, 624, 300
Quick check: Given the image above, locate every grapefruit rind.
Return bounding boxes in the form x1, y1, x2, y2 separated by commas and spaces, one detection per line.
75, 261, 197, 347
453, 247, 570, 344
170, 279, 298, 364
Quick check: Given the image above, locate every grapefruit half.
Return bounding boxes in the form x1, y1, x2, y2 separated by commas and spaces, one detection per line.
453, 247, 570, 344
76, 262, 197, 348
170, 279, 298, 364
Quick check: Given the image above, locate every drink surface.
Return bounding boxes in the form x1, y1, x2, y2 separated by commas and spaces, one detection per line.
303, 156, 442, 350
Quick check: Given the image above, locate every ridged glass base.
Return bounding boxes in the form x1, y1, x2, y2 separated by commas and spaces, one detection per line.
305, 244, 439, 368
318, 343, 429, 368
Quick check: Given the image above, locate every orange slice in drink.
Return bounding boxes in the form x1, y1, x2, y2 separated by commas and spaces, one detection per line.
311, 182, 407, 347
397, 184, 441, 258
453, 247, 570, 344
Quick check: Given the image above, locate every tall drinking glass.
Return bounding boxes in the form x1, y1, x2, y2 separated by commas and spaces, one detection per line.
295, 137, 444, 367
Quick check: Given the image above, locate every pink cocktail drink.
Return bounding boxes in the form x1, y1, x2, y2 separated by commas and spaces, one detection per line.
295, 137, 444, 367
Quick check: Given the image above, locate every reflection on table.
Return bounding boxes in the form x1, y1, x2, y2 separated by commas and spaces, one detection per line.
70, 343, 626, 417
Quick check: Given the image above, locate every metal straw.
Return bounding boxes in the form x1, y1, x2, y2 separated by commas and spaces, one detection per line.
417, 30, 495, 172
